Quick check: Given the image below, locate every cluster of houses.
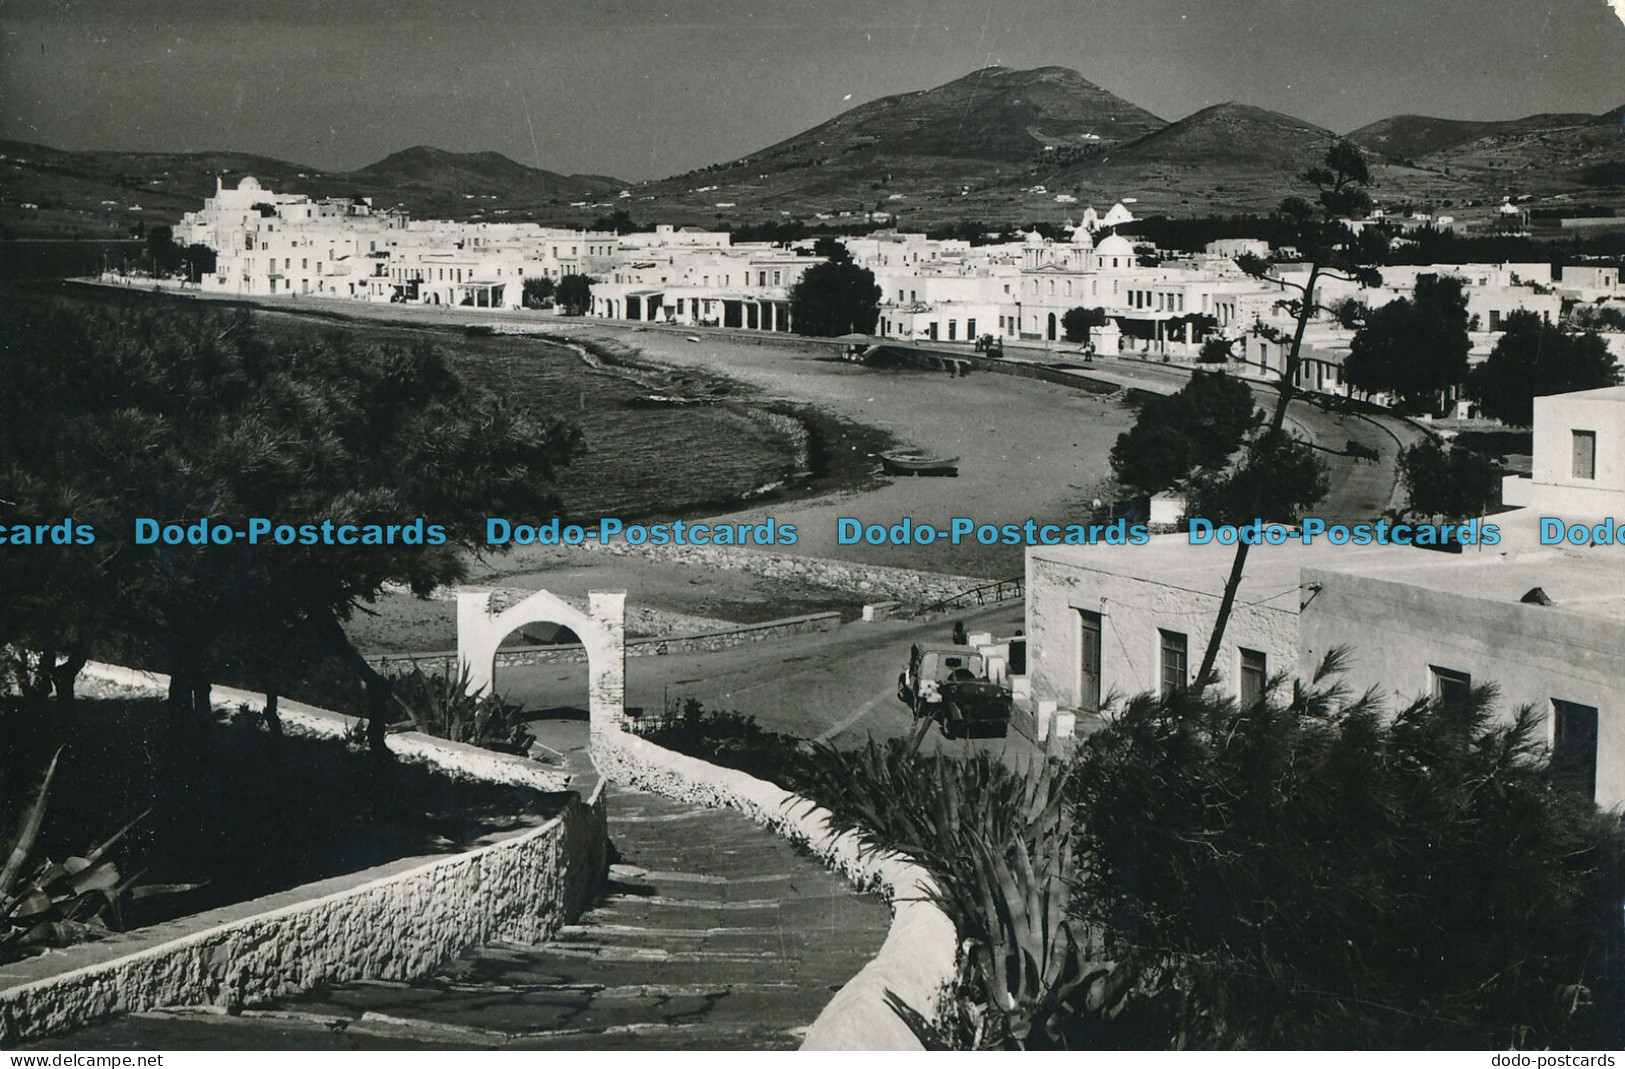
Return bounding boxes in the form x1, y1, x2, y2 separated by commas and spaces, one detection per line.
174, 177, 1623, 417
175, 176, 617, 309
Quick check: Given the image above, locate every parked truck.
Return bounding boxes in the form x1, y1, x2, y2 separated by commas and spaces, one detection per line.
897, 643, 1012, 739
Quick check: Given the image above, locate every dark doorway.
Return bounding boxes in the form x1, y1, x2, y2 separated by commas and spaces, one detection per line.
1078, 610, 1102, 714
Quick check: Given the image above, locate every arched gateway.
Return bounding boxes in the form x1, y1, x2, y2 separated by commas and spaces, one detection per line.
457, 588, 627, 740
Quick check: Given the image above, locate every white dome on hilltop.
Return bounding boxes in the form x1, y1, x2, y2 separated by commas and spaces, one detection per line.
237, 175, 262, 192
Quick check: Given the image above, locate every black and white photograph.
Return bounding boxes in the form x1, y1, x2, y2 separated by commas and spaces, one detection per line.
2, 0, 1624, 1055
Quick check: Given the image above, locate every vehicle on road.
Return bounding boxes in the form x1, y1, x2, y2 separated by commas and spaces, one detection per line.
897, 644, 1012, 738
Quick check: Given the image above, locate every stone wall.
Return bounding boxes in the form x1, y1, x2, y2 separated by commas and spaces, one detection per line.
370, 610, 841, 673
592, 730, 958, 1052
74, 663, 574, 794
590, 541, 993, 607
0, 671, 608, 1044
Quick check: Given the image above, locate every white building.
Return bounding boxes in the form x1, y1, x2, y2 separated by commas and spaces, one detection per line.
1024, 384, 1625, 806
175, 176, 614, 309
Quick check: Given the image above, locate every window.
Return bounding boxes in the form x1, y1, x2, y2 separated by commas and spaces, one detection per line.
1239, 649, 1266, 707
1430, 665, 1472, 704
1551, 700, 1599, 800
1159, 629, 1188, 696
1573, 430, 1596, 480
772, 271, 781, 285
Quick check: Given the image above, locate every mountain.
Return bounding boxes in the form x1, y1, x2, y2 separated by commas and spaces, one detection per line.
1028, 102, 1409, 218
1348, 112, 1596, 162
742, 65, 1166, 167
1110, 103, 1336, 167
1346, 105, 1625, 195
351, 146, 619, 200
0, 141, 624, 239
632, 66, 1169, 223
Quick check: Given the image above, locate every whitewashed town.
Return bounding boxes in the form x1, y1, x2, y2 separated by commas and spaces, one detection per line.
168, 174, 1625, 416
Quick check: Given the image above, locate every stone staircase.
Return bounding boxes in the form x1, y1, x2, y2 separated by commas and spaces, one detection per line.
22, 786, 892, 1051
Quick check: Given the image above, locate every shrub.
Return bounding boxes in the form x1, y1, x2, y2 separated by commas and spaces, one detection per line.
1069, 657, 1625, 1049
386, 664, 535, 755
791, 726, 1122, 1048
632, 697, 802, 785
1, 750, 148, 964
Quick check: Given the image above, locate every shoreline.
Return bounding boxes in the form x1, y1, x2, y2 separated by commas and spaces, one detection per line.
42, 279, 899, 530
41, 280, 1141, 580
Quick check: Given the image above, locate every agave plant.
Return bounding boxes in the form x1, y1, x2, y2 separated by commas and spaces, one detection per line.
1, 749, 149, 964
792, 728, 1128, 1048
387, 664, 536, 755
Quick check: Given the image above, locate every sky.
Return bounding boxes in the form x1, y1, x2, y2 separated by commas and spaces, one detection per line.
2, 0, 1623, 181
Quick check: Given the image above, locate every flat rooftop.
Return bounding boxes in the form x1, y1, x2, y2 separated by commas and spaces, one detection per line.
1029, 507, 1625, 625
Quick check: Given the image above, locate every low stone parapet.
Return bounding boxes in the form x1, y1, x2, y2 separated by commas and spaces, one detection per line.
367, 610, 842, 673
0, 669, 608, 1044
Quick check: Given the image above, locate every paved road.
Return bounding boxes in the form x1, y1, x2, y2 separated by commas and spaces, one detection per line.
498, 601, 1032, 753
19, 785, 893, 1051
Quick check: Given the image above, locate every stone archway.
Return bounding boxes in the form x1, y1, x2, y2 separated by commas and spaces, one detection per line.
457, 588, 627, 742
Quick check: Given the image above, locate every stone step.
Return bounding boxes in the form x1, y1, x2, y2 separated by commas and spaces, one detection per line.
504, 1020, 806, 1051
584, 890, 873, 927
20, 785, 891, 1052
427, 951, 852, 992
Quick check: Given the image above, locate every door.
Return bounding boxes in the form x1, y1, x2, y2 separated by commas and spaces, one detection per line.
1078, 611, 1102, 714
1552, 700, 1599, 800
1047, 312, 1057, 341
1573, 430, 1596, 480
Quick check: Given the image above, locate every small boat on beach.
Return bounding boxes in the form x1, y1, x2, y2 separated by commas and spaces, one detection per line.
879, 451, 960, 477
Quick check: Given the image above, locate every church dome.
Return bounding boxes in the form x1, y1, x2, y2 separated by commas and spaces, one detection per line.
237, 175, 262, 192
1095, 233, 1133, 257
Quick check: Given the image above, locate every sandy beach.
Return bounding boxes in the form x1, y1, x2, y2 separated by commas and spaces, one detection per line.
510, 319, 1136, 573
